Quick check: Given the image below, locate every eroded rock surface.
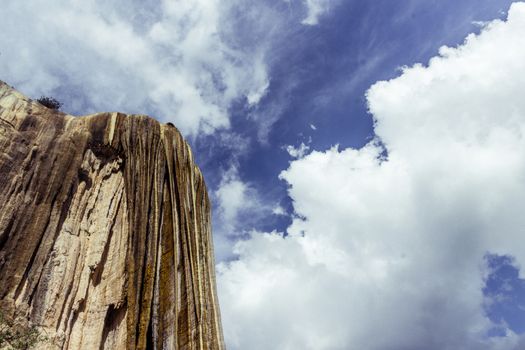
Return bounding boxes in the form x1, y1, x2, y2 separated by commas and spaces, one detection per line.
0, 81, 224, 349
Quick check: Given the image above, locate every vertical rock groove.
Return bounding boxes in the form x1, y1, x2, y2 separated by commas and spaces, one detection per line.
0, 81, 225, 350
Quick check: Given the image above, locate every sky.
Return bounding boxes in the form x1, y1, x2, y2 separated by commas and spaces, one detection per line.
1, 0, 525, 349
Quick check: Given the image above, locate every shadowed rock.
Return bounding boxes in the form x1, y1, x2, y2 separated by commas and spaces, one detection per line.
0, 81, 225, 350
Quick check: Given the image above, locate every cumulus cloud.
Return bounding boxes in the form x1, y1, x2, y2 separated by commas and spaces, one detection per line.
218, 3, 525, 349
0, 0, 269, 136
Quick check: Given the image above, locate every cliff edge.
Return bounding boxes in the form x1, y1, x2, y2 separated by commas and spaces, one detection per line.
0, 81, 224, 350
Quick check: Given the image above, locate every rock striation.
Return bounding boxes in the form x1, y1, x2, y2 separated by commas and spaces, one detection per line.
0, 81, 224, 349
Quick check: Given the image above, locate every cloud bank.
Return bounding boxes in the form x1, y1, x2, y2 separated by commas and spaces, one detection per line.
0, 0, 269, 136
218, 3, 525, 349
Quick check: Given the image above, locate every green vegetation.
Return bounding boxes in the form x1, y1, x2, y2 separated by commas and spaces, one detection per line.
0, 312, 47, 350
36, 96, 62, 110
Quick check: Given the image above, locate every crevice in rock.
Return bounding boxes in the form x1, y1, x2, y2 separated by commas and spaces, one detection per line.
100, 302, 127, 350
0, 215, 14, 252
89, 141, 124, 167
78, 168, 92, 191
146, 312, 154, 350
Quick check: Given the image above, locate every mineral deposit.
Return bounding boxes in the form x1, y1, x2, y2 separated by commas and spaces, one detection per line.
0, 81, 224, 350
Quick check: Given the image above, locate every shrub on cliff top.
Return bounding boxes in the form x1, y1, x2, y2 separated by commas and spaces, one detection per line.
37, 96, 62, 110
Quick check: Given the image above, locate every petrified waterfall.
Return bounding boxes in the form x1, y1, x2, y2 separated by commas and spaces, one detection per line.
0, 81, 224, 349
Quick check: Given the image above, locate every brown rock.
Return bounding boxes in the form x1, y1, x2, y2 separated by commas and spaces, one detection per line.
0, 81, 225, 349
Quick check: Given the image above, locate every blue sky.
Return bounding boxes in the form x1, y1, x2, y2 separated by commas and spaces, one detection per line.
192, 0, 518, 238
2, 0, 525, 348
198, 0, 519, 239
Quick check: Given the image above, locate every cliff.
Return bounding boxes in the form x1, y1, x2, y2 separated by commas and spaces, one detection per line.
0, 81, 224, 349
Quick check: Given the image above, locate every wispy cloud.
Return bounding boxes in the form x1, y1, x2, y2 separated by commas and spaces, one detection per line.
301, 0, 331, 25
284, 142, 310, 158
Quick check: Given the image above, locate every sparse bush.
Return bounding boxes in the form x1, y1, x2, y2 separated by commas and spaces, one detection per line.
0, 312, 47, 350
36, 96, 62, 110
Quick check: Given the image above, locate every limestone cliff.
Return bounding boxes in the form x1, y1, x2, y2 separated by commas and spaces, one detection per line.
0, 81, 225, 350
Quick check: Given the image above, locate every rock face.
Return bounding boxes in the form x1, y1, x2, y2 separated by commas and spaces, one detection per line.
0, 81, 225, 349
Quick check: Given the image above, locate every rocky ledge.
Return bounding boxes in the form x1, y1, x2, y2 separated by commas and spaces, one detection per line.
0, 81, 224, 350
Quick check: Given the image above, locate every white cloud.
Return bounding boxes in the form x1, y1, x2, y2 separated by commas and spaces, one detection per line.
302, 0, 331, 25
0, 0, 269, 137
472, 20, 491, 28
213, 165, 263, 260
218, 3, 525, 349
272, 205, 287, 216
215, 166, 258, 233
284, 142, 310, 158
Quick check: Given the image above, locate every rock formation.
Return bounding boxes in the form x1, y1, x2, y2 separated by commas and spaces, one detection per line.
0, 81, 225, 349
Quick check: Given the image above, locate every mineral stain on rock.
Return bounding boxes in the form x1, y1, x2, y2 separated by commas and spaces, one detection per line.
0, 81, 225, 349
